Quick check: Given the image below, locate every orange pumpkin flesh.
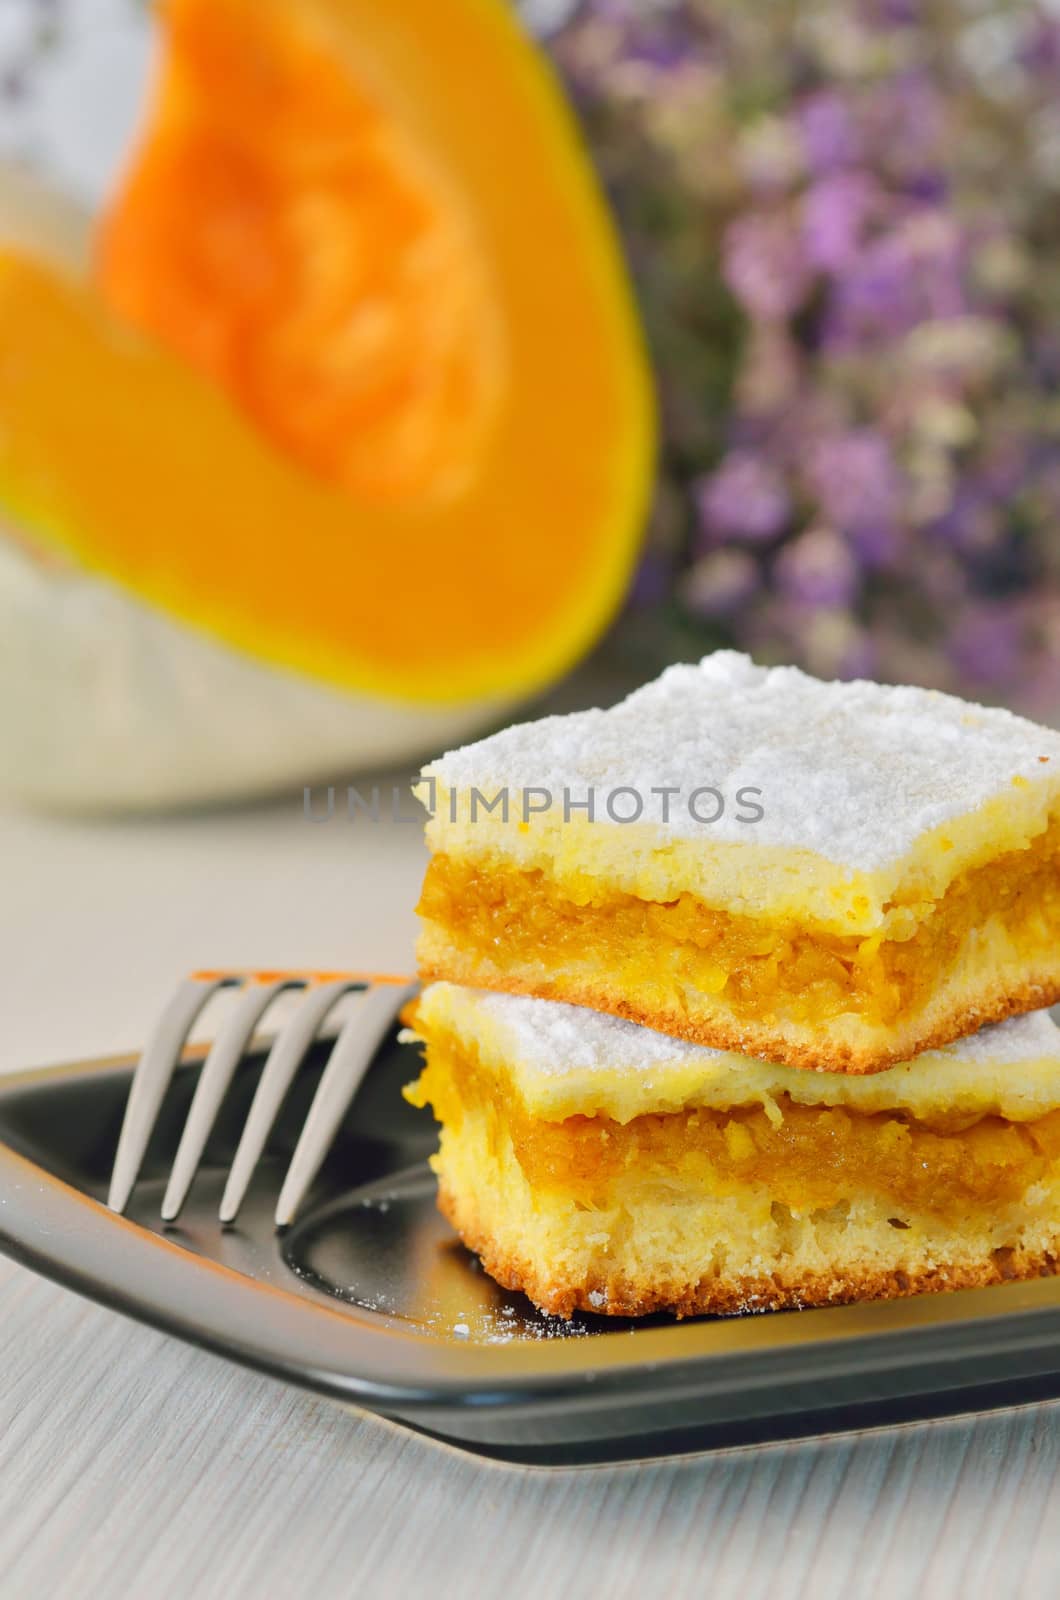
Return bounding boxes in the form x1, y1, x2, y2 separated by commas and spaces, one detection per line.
0, 0, 653, 704
97, 0, 502, 505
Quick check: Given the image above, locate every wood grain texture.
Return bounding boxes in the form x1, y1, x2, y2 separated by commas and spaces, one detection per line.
2, 1254, 1059, 1600
2, 804, 1060, 1598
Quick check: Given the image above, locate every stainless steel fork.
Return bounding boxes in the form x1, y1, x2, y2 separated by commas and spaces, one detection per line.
107, 969, 417, 1228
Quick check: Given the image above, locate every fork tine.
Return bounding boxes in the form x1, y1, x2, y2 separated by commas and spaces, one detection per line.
218, 977, 356, 1225
274, 982, 416, 1228
160, 976, 297, 1224
108, 974, 238, 1214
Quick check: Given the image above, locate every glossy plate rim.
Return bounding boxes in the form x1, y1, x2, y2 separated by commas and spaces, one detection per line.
6, 1048, 1060, 1458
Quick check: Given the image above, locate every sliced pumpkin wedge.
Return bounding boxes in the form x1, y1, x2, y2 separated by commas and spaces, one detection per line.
0, 0, 653, 705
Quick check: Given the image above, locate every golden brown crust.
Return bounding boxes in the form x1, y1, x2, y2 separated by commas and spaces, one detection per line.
437, 1180, 1060, 1319
418, 952, 1060, 1075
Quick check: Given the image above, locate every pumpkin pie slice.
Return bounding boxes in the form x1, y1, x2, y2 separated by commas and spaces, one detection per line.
404, 981, 1060, 1318
416, 652, 1060, 1074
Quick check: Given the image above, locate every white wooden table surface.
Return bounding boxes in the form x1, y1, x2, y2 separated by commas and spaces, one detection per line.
2, 797, 1060, 1599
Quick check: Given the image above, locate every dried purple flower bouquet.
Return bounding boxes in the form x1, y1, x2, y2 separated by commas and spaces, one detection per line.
551, 0, 1060, 710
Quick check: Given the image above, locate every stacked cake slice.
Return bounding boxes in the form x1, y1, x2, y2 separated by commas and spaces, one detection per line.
406, 652, 1060, 1316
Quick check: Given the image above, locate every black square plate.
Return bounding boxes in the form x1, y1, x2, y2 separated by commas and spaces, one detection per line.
3, 1027, 1060, 1465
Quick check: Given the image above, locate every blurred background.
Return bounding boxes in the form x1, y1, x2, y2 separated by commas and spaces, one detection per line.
1, 0, 1059, 820
552, 0, 1060, 709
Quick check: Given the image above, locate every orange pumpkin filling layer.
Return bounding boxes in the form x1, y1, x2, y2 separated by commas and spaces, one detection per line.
418, 822, 1060, 1029
409, 1038, 1060, 1224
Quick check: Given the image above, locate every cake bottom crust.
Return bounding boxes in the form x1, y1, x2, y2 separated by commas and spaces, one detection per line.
419, 944, 1060, 1074
438, 1178, 1060, 1318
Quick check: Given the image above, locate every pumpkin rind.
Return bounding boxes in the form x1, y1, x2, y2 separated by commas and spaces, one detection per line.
0, 164, 513, 813
0, 537, 502, 811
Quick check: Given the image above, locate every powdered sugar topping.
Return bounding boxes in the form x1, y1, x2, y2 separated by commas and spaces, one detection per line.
424, 652, 1060, 869
455, 984, 1060, 1078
